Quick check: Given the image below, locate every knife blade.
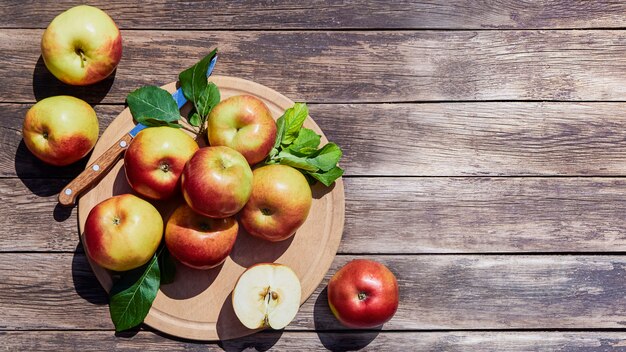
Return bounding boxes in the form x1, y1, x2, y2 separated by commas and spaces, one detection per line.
58, 54, 217, 206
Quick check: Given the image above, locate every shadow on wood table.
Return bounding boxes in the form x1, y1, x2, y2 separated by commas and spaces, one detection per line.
71, 243, 108, 305
32, 55, 116, 105
314, 287, 381, 351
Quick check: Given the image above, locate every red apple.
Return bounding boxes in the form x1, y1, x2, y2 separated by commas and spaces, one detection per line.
165, 203, 238, 270
22, 95, 99, 166
327, 259, 399, 328
41, 5, 122, 86
124, 126, 199, 200
240, 165, 312, 242
181, 146, 253, 218
207, 95, 277, 165
83, 194, 163, 272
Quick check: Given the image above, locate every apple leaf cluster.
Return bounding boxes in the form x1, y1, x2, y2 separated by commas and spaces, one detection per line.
126, 49, 220, 136
179, 49, 220, 132
109, 246, 174, 331
266, 103, 344, 186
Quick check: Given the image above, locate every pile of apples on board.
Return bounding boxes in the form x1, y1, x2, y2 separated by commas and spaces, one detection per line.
23, 5, 399, 332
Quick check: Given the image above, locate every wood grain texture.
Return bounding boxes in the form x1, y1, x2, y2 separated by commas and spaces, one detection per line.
3, 1, 626, 30
5, 177, 626, 254
2, 331, 626, 352
8, 102, 626, 178
5, 30, 626, 104
5, 253, 626, 330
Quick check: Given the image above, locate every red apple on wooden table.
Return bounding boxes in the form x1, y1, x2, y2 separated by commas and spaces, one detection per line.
181, 146, 253, 218
124, 127, 199, 200
41, 5, 122, 86
22, 95, 99, 166
165, 204, 238, 270
240, 164, 312, 242
83, 194, 163, 272
327, 259, 399, 328
207, 95, 277, 165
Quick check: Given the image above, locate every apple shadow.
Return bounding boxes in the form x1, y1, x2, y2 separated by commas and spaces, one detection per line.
111, 166, 133, 195
32, 55, 116, 105
71, 242, 108, 305
313, 287, 381, 351
228, 227, 294, 268
14, 140, 91, 196
160, 261, 223, 300
218, 330, 283, 352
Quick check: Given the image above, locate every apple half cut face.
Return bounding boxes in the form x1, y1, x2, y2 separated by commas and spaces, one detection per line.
232, 263, 302, 330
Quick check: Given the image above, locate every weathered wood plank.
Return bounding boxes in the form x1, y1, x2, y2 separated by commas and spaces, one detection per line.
4, 30, 626, 103
320, 102, 626, 176
4, 253, 626, 330
7, 102, 626, 178
2, 331, 626, 351
5, 177, 626, 253
2, 1, 626, 30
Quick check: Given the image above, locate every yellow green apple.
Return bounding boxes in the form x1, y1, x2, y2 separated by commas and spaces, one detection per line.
41, 5, 122, 86
22, 95, 99, 166
124, 127, 199, 200
165, 204, 238, 270
83, 194, 163, 272
239, 164, 312, 241
207, 95, 277, 165
181, 146, 253, 218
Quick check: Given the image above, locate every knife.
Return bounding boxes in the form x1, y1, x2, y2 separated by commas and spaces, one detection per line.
57, 55, 217, 206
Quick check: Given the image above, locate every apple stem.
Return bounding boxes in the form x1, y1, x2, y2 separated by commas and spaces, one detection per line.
358, 292, 367, 301
76, 49, 86, 68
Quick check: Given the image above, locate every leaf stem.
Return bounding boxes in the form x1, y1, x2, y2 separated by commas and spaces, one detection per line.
180, 124, 198, 134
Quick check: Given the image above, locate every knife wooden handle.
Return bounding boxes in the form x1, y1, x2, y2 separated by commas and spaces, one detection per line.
58, 134, 133, 207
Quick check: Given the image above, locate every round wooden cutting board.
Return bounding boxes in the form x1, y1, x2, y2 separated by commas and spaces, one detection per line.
77, 76, 345, 341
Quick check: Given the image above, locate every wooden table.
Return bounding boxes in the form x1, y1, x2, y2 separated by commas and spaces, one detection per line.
4, 1, 626, 350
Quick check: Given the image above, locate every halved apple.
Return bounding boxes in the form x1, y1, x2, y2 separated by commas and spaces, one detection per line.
232, 263, 302, 330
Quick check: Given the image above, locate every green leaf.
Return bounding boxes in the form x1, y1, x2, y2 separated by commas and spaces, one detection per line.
179, 49, 218, 105
281, 103, 309, 146
288, 128, 321, 156
308, 166, 344, 187
158, 247, 176, 285
134, 117, 182, 129
277, 151, 319, 172
273, 115, 286, 149
308, 143, 342, 172
109, 254, 160, 332
127, 86, 181, 125
198, 82, 220, 117
188, 112, 201, 127
268, 115, 287, 160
